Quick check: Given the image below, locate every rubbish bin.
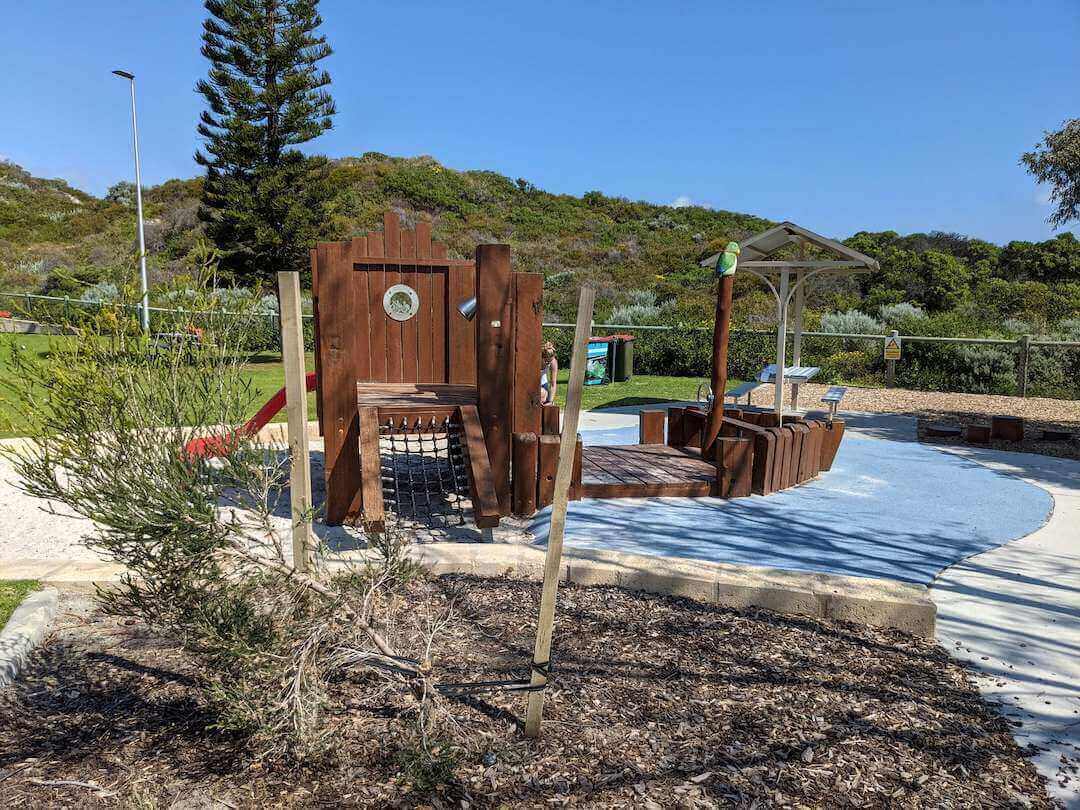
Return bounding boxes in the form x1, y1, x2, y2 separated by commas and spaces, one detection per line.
610, 333, 635, 382
585, 337, 615, 385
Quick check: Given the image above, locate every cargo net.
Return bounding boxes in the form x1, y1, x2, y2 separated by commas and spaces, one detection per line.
379, 417, 470, 530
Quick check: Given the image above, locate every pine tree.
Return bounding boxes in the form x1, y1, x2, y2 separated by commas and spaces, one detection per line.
195, 0, 336, 285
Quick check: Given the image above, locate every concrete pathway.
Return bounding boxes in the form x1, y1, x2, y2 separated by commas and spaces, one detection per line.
929, 446, 1080, 807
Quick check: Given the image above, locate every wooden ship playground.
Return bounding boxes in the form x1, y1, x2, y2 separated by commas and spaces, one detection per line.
296, 212, 852, 535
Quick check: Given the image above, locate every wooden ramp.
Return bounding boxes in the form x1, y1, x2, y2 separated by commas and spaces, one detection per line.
579, 444, 716, 499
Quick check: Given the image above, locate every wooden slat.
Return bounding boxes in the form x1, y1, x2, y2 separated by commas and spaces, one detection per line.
381, 231, 403, 383
513, 432, 539, 517
383, 211, 400, 258
358, 406, 385, 532
512, 273, 544, 436
447, 263, 477, 384
475, 244, 513, 516
349, 237, 371, 382
752, 429, 778, 495
430, 267, 447, 382
790, 423, 809, 484
415, 220, 432, 260
820, 419, 845, 471
667, 407, 686, 447
432, 241, 448, 260
459, 405, 501, 528
805, 420, 824, 478
356, 383, 477, 407
415, 266, 434, 382
773, 427, 791, 492
400, 262, 419, 382
364, 239, 387, 383
542, 404, 561, 435
537, 434, 559, 508
639, 410, 665, 444
715, 437, 753, 498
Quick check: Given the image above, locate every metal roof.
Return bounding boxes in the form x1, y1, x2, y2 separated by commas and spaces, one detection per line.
700, 221, 880, 272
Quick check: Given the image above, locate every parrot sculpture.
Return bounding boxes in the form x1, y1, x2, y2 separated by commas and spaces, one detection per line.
717, 241, 740, 276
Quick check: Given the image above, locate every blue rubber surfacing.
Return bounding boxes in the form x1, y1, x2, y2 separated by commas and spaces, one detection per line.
529, 426, 1053, 586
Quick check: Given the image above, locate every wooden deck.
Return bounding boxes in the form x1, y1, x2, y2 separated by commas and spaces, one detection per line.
579, 444, 716, 499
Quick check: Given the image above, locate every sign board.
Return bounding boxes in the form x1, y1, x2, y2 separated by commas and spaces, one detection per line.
585, 338, 611, 385
884, 333, 901, 361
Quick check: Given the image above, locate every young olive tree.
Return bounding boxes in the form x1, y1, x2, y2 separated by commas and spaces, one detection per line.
2, 281, 446, 760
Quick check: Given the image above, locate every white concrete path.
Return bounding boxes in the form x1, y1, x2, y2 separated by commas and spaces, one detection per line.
929, 445, 1080, 807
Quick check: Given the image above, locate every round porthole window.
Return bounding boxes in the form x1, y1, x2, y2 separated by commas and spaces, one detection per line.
383, 284, 420, 321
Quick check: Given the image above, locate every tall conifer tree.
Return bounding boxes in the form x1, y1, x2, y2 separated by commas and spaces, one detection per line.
195, 0, 336, 284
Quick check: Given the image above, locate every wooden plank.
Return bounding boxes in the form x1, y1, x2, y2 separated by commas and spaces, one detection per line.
358, 406, 385, 533
681, 408, 705, 449
459, 404, 501, 528
667, 407, 686, 447
819, 419, 845, 471
751, 429, 778, 496
364, 236, 387, 383
319, 241, 364, 525
525, 285, 595, 738
512, 432, 539, 517
794, 422, 815, 483
512, 273, 544, 436
383, 211, 400, 258
784, 426, 802, 489
349, 237, 371, 382
356, 383, 477, 407
790, 423, 810, 484
400, 262, 419, 382
773, 427, 792, 491
432, 241, 448, 261
639, 410, 665, 444
803, 420, 823, 479
542, 404, 561, 435
278, 271, 314, 571
475, 244, 514, 516
537, 434, 559, 508
415, 220, 432, 259
715, 436, 753, 498
430, 267, 447, 383
380, 227, 403, 383
447, 263, 477, 384
416, 266, 434, 382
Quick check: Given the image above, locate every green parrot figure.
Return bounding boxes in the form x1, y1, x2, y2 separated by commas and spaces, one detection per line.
718, 241, 740, 276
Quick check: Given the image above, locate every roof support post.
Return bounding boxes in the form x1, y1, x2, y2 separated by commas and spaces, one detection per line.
774, 269, 789, 424
791, 242, 807, 410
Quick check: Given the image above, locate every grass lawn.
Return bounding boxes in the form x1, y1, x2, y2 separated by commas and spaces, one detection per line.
0, 580, 39, 628
1, 333, 727, 437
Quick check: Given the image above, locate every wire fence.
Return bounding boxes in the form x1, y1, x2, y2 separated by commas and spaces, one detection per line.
3, 291, 1079, 399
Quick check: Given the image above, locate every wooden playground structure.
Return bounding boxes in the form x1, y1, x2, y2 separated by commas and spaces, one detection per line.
311, 213, 848, 532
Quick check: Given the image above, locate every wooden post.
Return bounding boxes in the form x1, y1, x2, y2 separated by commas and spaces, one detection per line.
278, 271, 313, 573
512, 432, 539, 517
703, 271, 736, 456
1017, 334, 1031, 398
475, 244, 514, 515
790, 242, 806, 409
639, 410, 665, 444
885, 329, 898, 388
524, 285, 595, 738
774, 270, 790, 426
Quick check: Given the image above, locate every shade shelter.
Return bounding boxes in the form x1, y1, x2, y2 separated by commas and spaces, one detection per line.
701, 222, 879, 421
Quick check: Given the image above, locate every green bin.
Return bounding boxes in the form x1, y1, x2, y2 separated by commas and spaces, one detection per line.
610, 333, 634, 382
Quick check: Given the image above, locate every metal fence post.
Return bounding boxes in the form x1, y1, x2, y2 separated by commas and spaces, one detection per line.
1017, 334, 1031, 398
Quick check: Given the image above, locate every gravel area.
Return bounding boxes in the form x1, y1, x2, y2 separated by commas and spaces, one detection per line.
0, 579, 1054, 808
751, 384, 1080, 459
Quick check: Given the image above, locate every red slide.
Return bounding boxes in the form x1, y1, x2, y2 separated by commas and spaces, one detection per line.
185, 371, 317, 459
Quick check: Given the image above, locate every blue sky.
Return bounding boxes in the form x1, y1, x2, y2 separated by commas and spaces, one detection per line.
2, 1, 1077, 244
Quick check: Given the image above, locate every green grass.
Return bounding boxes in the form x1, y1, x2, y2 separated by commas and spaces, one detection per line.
0, 580, 39, 628
552, 368, 742, 411
1, 333, 730, 437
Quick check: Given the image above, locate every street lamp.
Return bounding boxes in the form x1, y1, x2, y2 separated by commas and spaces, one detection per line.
112, 69, 150, 333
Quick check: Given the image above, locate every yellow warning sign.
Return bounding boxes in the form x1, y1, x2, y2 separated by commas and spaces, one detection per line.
884, 335, 901, 361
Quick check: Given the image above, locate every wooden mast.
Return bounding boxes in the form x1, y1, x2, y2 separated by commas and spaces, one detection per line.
702, 269, 736, 457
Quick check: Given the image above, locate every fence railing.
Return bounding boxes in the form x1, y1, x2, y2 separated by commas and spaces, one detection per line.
3, 292, 1078, 399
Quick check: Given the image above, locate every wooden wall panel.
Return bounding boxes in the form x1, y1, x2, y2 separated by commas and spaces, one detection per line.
448, 264, 477, 385
430, 268, 447, 382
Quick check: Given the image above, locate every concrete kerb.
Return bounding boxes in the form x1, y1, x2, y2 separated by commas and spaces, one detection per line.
339, 543, 937, 638
0, 587, 58, 687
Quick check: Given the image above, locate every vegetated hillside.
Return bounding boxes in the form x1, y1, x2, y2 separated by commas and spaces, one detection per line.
1, 153, 1079, 331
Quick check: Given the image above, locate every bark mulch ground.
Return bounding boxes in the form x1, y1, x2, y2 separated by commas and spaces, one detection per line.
752, 383, 1080, 460
0, 578, 1054, 809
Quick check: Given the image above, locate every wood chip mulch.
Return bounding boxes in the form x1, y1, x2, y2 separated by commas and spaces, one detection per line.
0, 578, 1055, 809
752, 383, 1080, 460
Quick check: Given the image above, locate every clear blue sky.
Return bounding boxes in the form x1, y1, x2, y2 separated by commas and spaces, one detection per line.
2, 1, 1077, 244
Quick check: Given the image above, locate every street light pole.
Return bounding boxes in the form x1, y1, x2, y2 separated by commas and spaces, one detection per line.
112, 69, 150, 333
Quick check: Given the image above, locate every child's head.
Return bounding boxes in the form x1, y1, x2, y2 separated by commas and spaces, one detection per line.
541, 341, 556, 361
